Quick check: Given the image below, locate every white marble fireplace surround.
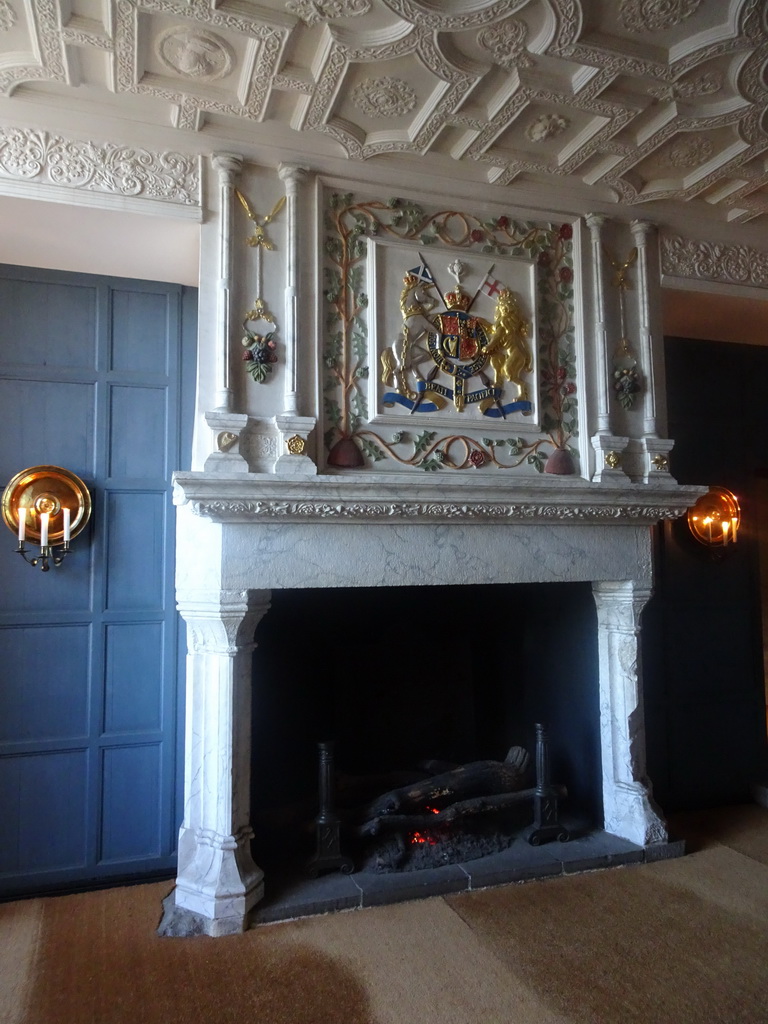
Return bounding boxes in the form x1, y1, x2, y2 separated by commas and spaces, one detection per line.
166, 472, 704, 937
158, 159, 714, 936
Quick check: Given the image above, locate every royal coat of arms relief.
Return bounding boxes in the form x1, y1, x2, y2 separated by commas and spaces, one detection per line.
381, 257, 533, 419
322, 192, 577, 474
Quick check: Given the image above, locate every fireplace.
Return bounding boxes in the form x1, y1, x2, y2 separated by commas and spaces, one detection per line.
158, 473, 703, 936
248, 581, 602, 866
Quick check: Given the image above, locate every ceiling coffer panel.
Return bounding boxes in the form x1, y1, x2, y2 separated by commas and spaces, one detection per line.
0, 0, 764, 224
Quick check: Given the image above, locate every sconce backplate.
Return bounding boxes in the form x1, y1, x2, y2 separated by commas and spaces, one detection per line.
2, 465, 92, 543
687, 485, 740, 547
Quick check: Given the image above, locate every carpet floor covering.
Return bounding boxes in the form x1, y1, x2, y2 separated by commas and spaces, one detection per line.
1, 804, 767, 1024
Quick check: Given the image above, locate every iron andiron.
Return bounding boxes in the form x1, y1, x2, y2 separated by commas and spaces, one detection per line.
307, 741, 354, 877
525, 722, 571, 846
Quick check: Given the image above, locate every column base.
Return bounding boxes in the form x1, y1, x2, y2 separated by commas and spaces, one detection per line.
162, 824, 265, 936
640, 437, 677, 485
204, 412, 250, 474
603, 781, 668, 847
273, 414, 317, 474
157, 888, 257, 937
591, 434, 630, 482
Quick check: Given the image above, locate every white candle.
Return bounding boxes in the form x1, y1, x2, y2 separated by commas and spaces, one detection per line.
732, 516, 738, 543
18, 507, 26, 543
63, 507, 71, 544
40, 511, 49, 547
721, 520, 730, 545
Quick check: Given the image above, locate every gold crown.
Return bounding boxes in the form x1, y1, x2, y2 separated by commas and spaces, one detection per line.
444, 288, 470, 311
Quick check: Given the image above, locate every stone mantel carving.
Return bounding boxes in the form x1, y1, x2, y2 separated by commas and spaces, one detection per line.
173, 472, 705, 526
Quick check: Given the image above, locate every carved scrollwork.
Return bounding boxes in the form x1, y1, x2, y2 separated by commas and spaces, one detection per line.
660, 233, 768, 287
286, 0, 371, 24
478, 19, 534, 69
0, 0, 16, 31
0, 127, 201, 205
619, 0, 703, 34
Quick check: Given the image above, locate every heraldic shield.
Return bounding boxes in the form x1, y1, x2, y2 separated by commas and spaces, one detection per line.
381, 258, 533, 418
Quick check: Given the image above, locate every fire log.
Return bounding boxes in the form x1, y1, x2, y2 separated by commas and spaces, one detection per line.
356, 785, 567, 838
358, 745, 531, 821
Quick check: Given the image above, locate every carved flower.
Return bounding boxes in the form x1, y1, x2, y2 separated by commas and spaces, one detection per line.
470, 229, 484, 242
496, 216, 509, 230
537, 251, 552, 267
559, 266, 573, 283
526, 114, 568, 143
664, 135, 715, 168
470, 450, 486, 468
352, 77, 417, 119
559, 223, 573, 240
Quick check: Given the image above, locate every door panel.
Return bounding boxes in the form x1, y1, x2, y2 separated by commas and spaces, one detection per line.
0, 263, 195, 895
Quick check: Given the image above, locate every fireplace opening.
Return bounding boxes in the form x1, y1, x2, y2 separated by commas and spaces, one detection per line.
249, 581, 601, 875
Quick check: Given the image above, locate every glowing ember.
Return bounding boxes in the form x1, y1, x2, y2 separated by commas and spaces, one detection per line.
409, 831, 439, 846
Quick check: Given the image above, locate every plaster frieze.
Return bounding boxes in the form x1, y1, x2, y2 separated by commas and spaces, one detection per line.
660, 233, 768, 288
0, 126, 201, 206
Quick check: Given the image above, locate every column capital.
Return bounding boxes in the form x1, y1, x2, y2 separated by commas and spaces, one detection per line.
630, 219, 656, 242
178, 589, 271, 655
585, 212, 607, 232
211, 152, 244, 180
278, 163, 309, 187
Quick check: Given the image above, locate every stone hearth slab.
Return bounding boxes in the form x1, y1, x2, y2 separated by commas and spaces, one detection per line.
250, 829, 685, 926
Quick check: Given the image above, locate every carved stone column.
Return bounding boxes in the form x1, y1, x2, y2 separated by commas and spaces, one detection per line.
274, 163, 317, 475
630, 219, 676, 485
592, 580, 667, 847
159, 589, 271, 936
205, 153, 249, 474
586, 214, 629, 482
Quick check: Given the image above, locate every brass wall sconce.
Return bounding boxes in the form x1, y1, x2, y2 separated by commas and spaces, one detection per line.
2, 465, 91, 571
687, 486, 740, 550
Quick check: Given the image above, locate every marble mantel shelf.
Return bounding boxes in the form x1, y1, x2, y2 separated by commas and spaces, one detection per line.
172, 472, 706, 526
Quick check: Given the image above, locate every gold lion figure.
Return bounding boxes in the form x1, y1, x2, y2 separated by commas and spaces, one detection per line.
486, 288, 532, 401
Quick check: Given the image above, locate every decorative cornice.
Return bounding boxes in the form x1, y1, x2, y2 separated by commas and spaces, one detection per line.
660, 233, 768, 288
189, 499, 696, 524
173, 472, 705, 526
0, 127, 201, 206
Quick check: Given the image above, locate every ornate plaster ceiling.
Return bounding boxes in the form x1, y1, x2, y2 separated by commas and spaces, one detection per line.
0, 0, 766, 224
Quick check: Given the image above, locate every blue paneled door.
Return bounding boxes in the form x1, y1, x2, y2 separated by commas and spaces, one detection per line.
0, 264, 196, 895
